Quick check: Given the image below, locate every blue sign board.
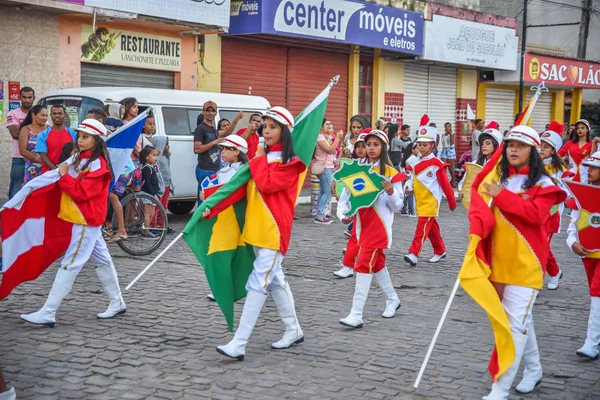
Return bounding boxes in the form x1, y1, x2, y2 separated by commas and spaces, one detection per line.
9, 101, 20, 111
229, 0, 424, 56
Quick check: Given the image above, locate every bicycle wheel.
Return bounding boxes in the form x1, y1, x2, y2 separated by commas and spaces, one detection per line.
111, 192, 168, 256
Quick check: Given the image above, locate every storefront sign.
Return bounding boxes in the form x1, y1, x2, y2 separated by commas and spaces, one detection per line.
84, 0, 230, 28
9, 101, 20, 111
0, 80, 4, 101
8, 82, 20, 101
423, 15, 518, 70
525, 53, 600, 89
81, 25, 182, 72
230, 0, 424, 55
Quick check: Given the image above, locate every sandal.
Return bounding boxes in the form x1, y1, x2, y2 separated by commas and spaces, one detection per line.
107, 235, 127, 244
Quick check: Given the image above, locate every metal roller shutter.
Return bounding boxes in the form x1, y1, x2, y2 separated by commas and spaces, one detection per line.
221, 37, 287, 108
403, 64, 457, 140
526, 91, 552, 134
287, 48, 348, 133
485, 88, 516, 134
81, 63, 174, 89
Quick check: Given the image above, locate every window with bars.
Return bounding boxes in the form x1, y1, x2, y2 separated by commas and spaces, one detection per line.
358, 59, 373, 119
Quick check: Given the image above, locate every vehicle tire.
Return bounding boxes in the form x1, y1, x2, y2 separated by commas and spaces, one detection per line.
168, 201, 195, 215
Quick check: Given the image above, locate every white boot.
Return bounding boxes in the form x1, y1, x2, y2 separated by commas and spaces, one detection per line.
482, 330, 528, 400
95, 263, 126, 319
216, 290, 267, 361
20, 268, 76, 327
576, 296, 600, 359
516, 322, 543, 394
0, 387, 16, 400
340, 273, 372, 329
374, 267, 401, 318
270, 283, 304, 349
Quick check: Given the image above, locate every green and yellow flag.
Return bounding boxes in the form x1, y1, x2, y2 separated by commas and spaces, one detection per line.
183, 78, 336, 330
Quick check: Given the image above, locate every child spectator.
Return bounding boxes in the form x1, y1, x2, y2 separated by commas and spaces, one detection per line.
139, 146, 161, 241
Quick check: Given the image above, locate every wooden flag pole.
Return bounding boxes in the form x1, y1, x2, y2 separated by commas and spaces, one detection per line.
125, 232, 184, 291
414, 278, 462, 389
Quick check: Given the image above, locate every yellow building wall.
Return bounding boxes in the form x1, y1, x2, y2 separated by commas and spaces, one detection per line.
457, 69, 477, 99
551, 90, 565, 123
347, 45, 360, 120
384, 60, 404, 93
197, 34, 221, 93
570, 88, 583, 124
372, 49, 386, 125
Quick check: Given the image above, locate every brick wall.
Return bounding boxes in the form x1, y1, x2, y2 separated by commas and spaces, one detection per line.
0, 7, 60, 199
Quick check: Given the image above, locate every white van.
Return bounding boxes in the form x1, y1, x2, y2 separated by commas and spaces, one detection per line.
38, 87, 271, 215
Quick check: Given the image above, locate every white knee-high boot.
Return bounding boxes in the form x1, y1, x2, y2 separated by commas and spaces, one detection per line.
20, 268, 77, 328
340, 273, 372, 329
515, 322, 543, 394
576, 296, 600, 359
270, 283, 304, 349
374, 267, 401, 318
216, 290, 267, 361
482, 331, 528, 400
95, 263, 126, 319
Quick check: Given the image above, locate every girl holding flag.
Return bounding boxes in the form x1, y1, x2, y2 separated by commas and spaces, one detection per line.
20, 119, 127, 327
475, 126, 566, 399
337, 130, 405, 329
202, 107, 305, 361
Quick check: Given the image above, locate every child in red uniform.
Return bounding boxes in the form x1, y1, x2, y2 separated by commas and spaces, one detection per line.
558, 118, 592, 182
404, 115, 457, 267
337, 130, 406, 328
20, 119, 126, 327
204, 107, 305, 361
568, 151, 600, 359
333, 132, 368, 279
539, 122, 570, 290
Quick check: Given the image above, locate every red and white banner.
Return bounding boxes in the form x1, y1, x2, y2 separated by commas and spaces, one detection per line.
525, 53, 600, 89
0, 171, 73, 299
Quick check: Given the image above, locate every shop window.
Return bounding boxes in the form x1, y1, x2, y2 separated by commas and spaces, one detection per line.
359, 59, 373, 119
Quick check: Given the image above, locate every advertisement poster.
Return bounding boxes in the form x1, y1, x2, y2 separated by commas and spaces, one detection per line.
9, 101, 20, 111
0, 104, 4, 123
8, 81, 20, 101
81, 25, 182, 71
0, 80, 4, 101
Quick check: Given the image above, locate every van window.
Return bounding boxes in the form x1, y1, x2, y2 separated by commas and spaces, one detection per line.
39, 97, 104, 129
162, 107, 202, 135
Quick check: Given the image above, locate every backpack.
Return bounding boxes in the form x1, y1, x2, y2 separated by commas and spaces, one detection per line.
131, 167, 143, 192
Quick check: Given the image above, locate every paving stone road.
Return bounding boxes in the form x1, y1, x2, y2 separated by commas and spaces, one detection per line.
1, 203, 599, 399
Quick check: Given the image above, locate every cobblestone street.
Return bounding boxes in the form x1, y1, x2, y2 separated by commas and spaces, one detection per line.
1, 203, 599, 399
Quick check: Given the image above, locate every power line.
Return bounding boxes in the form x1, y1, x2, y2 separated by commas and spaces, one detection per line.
536, 0, 586, 10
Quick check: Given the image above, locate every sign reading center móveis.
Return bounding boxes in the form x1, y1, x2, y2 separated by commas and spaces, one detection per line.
81, 25, 181, 72
229, 0, 424, 56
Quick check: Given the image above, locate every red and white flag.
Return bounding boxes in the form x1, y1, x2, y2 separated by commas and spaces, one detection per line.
0, 171, 73, 300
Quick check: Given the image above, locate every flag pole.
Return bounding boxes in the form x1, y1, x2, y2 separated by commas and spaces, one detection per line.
414, 278, 462, 389
125, 232, 184, 290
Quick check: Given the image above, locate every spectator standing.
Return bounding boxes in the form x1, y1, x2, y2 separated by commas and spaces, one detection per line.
341, 114, 369, 159
19, 105, 48, 184
194, 101, 223, 204
103, 104, 124, 132
151, 136, 175, 234
471, 118, 485, 161
236, 113, 262, 159
440, 122, 457, 186
36, 105, 77, 173
391, 124, 412, 170
6, 86, 35, 199
313, 122, 343, 224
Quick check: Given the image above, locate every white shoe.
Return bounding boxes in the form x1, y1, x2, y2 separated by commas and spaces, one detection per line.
95, 263, 126, 319
547, 270, 562, 290
20, 268, 76, 327
516, 322, 543, 394
344, 230, 351, 238
334, 261, 354, 278
404, 253, 418, 266
428, 252, 447, 263
576, 296, 600, 359
482, 331, 528, 400
375, 267, 401, 318
216, 290, 267, 361
0, 387, 16, 400
207, 292, 216, 301
270, 284, 304, 349
340, 273, 372, 329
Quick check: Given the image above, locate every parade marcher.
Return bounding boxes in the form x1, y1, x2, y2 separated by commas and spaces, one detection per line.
540, 122, 571, 290
202, 107, 305, 360
337, 130, 405, 328
333, 132, 368, 279
558, 119, 593, 182
200, 135, 250, 301
479, 126, 566, 398
567, 151, 600, 359
404, 115, 456, 267
20, 119, 126, 327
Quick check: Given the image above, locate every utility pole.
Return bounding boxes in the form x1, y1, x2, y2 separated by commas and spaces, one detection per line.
578, 0, 592, 58
518, 0, 528, 114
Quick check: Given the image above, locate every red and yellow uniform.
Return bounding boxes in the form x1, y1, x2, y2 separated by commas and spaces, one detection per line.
543, 162, 571, 278
558, 140, 592, 182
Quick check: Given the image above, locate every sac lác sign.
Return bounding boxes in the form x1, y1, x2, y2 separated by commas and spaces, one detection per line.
525, 53, 600, 89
